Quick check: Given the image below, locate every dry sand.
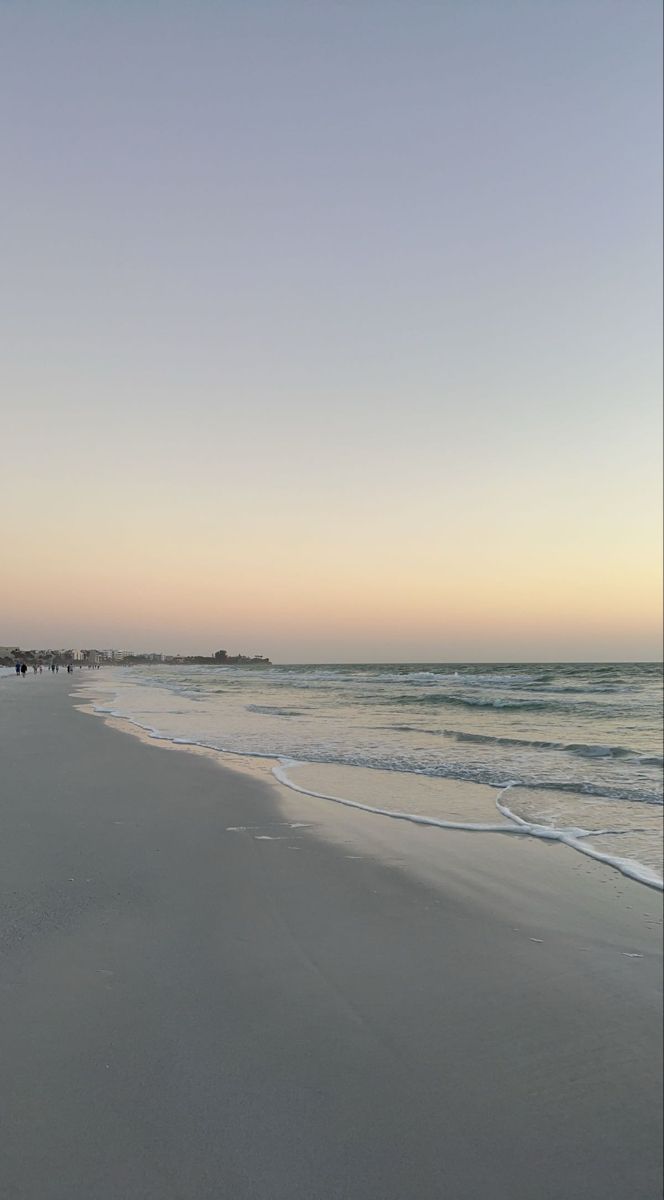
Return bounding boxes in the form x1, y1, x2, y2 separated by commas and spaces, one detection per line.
1, 676, 661, 1198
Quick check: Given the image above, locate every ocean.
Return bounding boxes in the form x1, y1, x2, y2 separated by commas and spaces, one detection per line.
80, 661, 663, 888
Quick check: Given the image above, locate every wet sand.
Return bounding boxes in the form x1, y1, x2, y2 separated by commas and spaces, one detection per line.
1, 676, 662, 1199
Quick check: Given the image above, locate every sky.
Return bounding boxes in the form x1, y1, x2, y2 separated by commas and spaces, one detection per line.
1, 0, 662, 662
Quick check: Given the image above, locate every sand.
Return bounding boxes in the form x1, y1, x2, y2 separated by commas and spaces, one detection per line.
0, 675, 662, 1199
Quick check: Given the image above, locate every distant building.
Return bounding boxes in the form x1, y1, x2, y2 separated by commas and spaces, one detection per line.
211, 649, 270, 666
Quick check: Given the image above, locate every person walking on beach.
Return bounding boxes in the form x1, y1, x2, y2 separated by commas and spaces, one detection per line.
15, 662, 21, 675
20, 663, 27, 678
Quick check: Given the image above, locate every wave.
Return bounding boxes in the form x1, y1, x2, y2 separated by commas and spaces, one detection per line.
392, 693, 587, 713
443, 728, 569, 748
246, 704, 304, 717
494, 790, 663, 890
385, 724, 444, 735
442, 728, 657, 761
78, 678, 662, 891
82, 703, 281, 763
427, 672, 544, 687
273, 764, 663, 891
84, 694, 662, 808
565, 742, 641, 759
346, 757, 662, 805
503, 778, 663, 806
522, 683, 640, 695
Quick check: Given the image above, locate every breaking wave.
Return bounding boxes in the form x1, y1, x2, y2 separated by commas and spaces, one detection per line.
390, 693, 607, 715
273, 764, 663, 891
246, 704, 304, 717
441, 728, 659, 762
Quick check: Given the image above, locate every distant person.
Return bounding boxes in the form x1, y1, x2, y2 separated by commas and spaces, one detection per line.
20, 663, 27, 677
15, 662, 20, 675
38, 664, 43, 673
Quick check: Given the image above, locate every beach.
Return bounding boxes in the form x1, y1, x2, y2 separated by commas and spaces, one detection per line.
1, 676, 662, 1199
79, 661, 664, 885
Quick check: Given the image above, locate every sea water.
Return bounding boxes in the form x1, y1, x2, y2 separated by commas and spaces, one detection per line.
80, 661, 663, 888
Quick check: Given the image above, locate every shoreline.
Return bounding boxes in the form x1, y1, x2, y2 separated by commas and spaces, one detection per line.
75, 677, 664, 892
76, 687, 663, 933
1, 676, 662, 1198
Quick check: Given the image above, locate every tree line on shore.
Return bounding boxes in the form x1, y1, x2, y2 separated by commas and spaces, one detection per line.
1, 648, 271, 668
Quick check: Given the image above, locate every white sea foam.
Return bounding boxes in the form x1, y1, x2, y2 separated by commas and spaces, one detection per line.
273, 762, 532, 834
273, 763, 664, 891
495, 791, 663, 890
75, 666, 663, 891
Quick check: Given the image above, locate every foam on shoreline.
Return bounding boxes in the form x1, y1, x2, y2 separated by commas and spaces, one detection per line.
76, 683, 663, 893
273, 761, 664, 891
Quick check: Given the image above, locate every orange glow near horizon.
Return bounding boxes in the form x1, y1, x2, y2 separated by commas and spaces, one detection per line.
2, 3, 661, 663
3, 498, 661, 660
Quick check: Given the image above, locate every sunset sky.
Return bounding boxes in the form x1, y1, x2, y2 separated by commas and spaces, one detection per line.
2, 1, 662, 662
